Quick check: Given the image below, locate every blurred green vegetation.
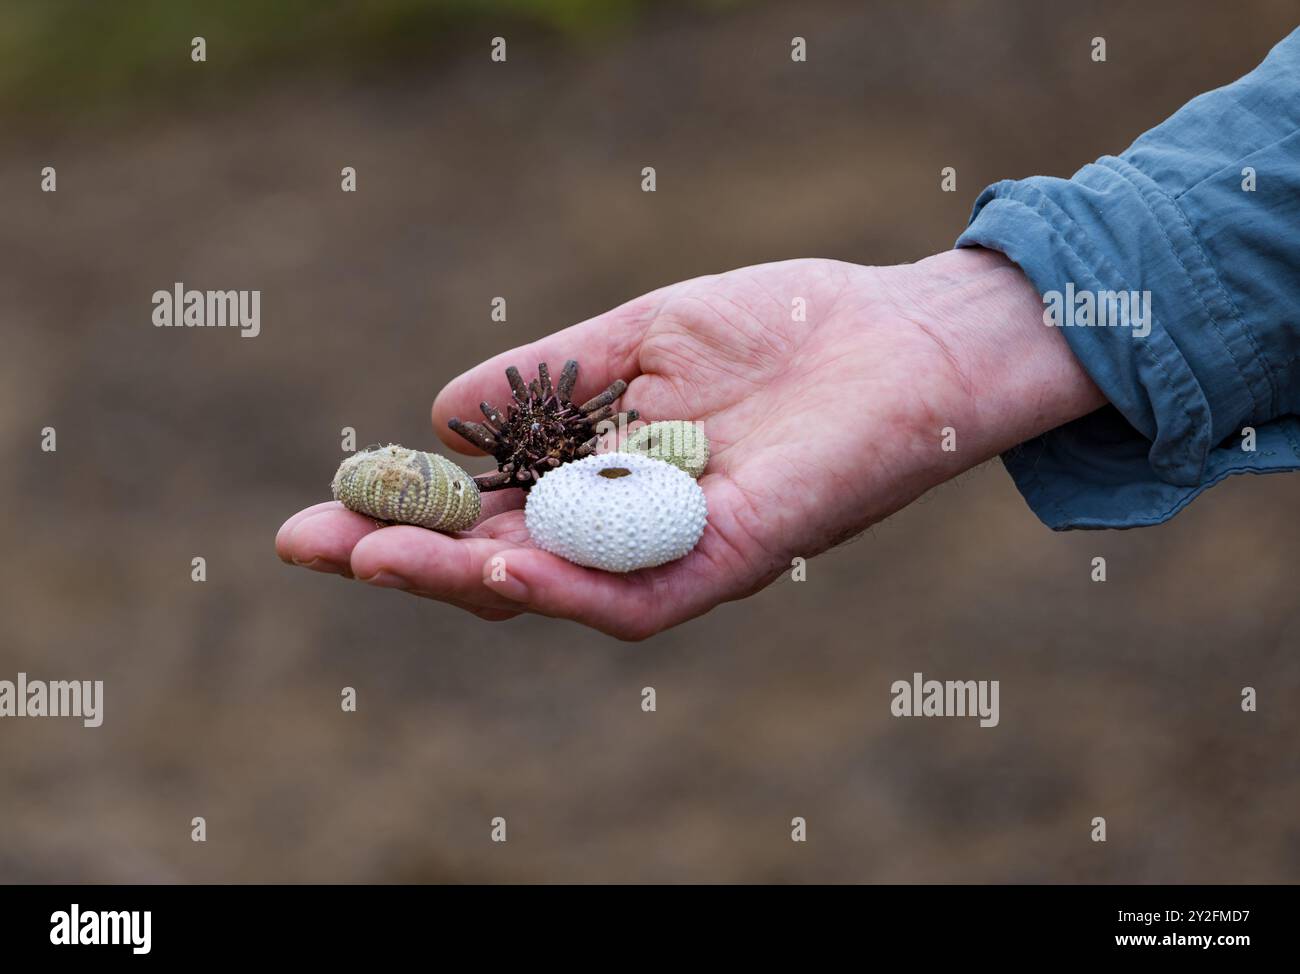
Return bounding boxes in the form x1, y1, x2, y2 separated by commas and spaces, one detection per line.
0, 0, 728, 119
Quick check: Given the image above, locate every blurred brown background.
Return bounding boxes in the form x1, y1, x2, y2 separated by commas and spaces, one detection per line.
1, 0, 1297, 882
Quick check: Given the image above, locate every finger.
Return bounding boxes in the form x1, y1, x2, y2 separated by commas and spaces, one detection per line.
275, 501, 346, 559
280, 507, 527, 622
278, 483, 519, 555
474, 487, 526, 522
479, 546, 715, 641
348, 525, 529, 612
277, 504, 382, 575
466, 508, 531, 545
432, 285, 680, 453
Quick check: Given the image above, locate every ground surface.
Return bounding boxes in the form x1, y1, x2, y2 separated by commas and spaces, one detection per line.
1, 0, 1296, 881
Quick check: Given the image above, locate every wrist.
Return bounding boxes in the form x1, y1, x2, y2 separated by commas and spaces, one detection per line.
883, 247, 1105, 476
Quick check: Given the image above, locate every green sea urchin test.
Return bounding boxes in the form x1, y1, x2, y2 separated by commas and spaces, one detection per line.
332, 445, 481, 531
624, 420, 709, 478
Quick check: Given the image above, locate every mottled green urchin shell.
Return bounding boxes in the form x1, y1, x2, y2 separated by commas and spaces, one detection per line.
623, 421, 710, 478
331, 445, 481, 531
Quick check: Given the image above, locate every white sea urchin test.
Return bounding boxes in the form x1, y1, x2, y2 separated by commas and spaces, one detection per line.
524, 452, 707, 572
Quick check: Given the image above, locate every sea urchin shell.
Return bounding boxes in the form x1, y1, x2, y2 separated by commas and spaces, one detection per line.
624, 420, 710, 478
332, 445, 481, 531
449, 359, 638, 492
524, 452, 707, 573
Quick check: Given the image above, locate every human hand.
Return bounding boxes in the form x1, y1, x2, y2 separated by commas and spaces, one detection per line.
276, 248, 1102, 639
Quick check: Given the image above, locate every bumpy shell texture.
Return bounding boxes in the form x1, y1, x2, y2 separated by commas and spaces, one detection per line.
524, 452, 707, 573
332, 445, 481, 531
624, 420, 710, 478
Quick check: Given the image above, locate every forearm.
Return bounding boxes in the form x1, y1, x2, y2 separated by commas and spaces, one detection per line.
948, 30, 1300, 529
882, 246, 1105, 482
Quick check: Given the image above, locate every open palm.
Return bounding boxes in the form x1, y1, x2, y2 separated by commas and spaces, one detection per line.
277, 254, 1047, 639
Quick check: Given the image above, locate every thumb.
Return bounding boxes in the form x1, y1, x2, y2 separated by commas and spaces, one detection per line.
431, 284, 679, 454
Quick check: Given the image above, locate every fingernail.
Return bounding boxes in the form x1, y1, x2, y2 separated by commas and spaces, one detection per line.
484, 559, 530, 603
293, 556, 352, 578
360, 569, 412, 590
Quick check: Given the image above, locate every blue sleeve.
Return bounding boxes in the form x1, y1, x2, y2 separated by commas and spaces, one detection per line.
955, 28, 1300, 529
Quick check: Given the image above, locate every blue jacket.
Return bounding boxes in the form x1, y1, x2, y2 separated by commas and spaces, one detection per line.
957, 28, 1300, 528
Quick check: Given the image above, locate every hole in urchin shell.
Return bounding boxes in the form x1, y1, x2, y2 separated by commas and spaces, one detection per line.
598, 467, 632, 479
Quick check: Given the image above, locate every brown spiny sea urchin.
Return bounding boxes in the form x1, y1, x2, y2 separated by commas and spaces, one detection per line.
449, 359, 638, 492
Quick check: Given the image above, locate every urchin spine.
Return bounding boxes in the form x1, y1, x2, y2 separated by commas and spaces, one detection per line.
449, 359, 638, 492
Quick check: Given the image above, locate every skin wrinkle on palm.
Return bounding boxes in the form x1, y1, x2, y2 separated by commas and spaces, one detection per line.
278, 249, 1103, 640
